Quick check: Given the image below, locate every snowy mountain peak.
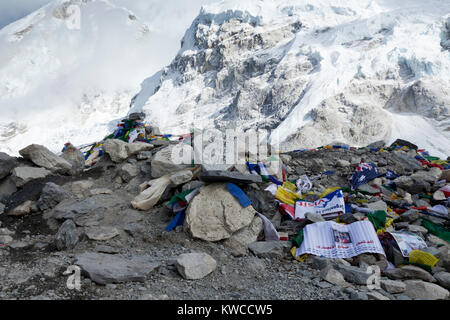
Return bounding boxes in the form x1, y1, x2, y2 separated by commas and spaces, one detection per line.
130, 0, 450, 157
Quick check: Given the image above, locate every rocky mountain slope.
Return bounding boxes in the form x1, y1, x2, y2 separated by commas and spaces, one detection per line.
130, 0, 450, 158
0, 129, 449, 300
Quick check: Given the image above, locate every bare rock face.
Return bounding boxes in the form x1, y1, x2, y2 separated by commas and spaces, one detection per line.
19, 144, 72, 174
185, 183, 257, 242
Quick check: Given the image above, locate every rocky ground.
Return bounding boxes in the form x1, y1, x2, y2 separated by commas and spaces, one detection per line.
0, 138, 449, 301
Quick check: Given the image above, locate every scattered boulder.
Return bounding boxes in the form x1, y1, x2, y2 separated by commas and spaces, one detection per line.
0, 177, 17, 201
74, 252, 161, 284
248, 240, 291, 258
367, 291, 390, 300
8, 200, 33, 216
399, 209, 420, 223
119, 163, 139, 182
320, 266, 350, 287
72, 180, 94, 194
0, 203, 4, 215
19, 144, 72, 174
151, 144, 192, 178
433, 272, 450, 290
334, 264, 372, 285
169, 169, 193, 186
384, 265, 436, 283
38, 182, 67, 211
61, 143, 85, 174
103, 140, 154, 163
55, 219, 79, 250
175, 252, 217, 280
0, 152, 17, 179
185, 183, 256, 241
11, 166, 51, 187
85, 226, 120, 241
224, 216, 263, 255
380, 279, 406, 294
403, 280, 449, 300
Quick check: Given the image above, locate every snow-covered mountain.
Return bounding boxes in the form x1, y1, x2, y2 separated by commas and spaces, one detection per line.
0, 0, 214, 155
130, 0, 450, 158
1, 0, 449, 158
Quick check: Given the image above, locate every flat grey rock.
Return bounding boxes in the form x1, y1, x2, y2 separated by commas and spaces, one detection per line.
74, 252, 160, 285
199, 170, 262, 184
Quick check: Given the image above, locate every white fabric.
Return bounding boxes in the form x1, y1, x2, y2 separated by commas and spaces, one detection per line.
256, 212, 280, 241
296, 220, 386, 258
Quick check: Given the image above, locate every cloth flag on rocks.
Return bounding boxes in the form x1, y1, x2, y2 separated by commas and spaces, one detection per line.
294, 189, 346, 220
350, 163, 380, 190
296, 220, 386, 259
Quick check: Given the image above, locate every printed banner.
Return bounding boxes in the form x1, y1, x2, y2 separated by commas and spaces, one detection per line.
388, 231, 427, 257
294, 189, 345, 220
296, 220, 386, 258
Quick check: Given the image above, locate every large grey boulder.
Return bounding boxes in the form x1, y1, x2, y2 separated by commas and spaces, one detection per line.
0, 177, 17, 201
175, 252, 217, 280
55, 219, 79, 250
151, 144, 192, 178
19, 144, 72, 174
380, 279, 406, 294
185, 183, 256, 242
51, 194, 123, 221
85, 226, 120, 241
403, 280, 449, 300
434, 272, 450, 290
224, 216, 263, 255
0, 152, 17, 180
334, 264, 372, 285
74, 252, 160, 284
11, 166, 51, 187
384, 265, 436, 283
248, 240, 291, 258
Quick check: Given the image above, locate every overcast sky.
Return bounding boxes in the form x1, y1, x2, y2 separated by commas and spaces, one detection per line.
0, 0, 217, 30
0, 0, 51, 29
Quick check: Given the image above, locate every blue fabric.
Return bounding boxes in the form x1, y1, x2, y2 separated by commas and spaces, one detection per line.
350, 163, 381, 190
445, 165, 450, 170
226, 183, 252, 208
166, 210, 186, 232
268, 175, 283, 186
384, 169, 399, 180
345, 204, 352, 213
323, 171, 336, 176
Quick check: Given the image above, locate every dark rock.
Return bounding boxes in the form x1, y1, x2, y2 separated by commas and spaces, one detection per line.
390, 139, 418, 150
55, 219, 79, 250
199, 171, 262, 184
37, 182, 67, 211
248, 241, 291, 258
0, 152, 17, 180
74, 252, 161, 284
339, 213, 358, 224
